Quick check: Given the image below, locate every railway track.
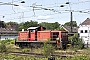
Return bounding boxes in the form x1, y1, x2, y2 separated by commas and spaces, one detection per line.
3, 52, 74, 58
9, 52, 44, 58
1, 50, 87, 58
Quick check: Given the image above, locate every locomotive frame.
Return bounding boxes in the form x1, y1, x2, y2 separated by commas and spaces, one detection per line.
15, 26, 68, 49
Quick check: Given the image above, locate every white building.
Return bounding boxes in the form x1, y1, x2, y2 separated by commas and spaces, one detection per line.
78, 18, 90, 47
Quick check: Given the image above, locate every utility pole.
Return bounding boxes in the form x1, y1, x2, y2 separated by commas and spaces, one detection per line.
70, 11, 73, 33
60, 1, 73, 33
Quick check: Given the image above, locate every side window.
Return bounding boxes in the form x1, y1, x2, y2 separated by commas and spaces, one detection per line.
80, 30, 83, 33
31, 30, 34, 32
85, 30, 87, 33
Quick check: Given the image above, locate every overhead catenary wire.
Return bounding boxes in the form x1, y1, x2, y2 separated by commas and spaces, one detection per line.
0, 0, 90, 23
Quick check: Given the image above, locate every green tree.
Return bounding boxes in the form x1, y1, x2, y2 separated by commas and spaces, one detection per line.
39, 22, 60, 30
0, 21, 6, 28
64, 21, 77, 27
18, 22, 24, 31
23, 20, 38, 30
6, 21, 18, 25
18, 20, 39, 31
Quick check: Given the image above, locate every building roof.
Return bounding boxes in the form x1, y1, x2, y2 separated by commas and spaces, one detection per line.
62, 26, 78, 33
7, 24, 18, 30
28, 26, 46, 30
80, 18, 90, 25
28, 27, 38, 30
0, 28, 18, 34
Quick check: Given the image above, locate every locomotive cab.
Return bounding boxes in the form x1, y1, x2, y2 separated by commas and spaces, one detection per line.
27, 26, 46, 41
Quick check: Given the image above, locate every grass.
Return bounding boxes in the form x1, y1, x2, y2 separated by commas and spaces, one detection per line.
1, 39, 90, 60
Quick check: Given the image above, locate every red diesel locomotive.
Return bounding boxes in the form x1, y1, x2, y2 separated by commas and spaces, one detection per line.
15, 26, 68, 48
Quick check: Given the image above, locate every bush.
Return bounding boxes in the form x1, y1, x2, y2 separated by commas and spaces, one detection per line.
4, 54, 15, 59
42, 41, 55, 58
0, 43, 7, 52
0, 39, 14, 45
69, 34, 84, 49
6, 44, 17, 52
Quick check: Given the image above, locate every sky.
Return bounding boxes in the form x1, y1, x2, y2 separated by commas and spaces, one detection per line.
0, 0, 90, 25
